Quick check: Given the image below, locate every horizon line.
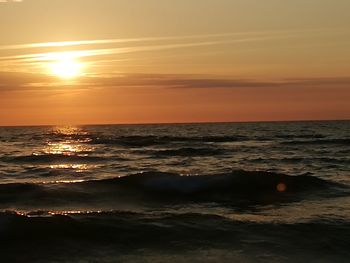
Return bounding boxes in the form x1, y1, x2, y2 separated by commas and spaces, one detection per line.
0, 118, 349, 128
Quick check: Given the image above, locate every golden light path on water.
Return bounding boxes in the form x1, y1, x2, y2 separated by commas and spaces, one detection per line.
35, 126, 97, 175
44, 142, 90, 156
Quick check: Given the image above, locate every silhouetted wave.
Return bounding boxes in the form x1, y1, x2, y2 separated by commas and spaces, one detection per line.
276, 134, 326, 139
143, 147, 227, 157
89, 135, 248, 147
251, 157, 350, 165
0, 171, 345, 211
281, 138, 350, 146
1, 211, 350, 262
3, 154, 109, 164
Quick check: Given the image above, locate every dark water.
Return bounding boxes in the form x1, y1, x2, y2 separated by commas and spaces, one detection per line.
0, 121, 349, 262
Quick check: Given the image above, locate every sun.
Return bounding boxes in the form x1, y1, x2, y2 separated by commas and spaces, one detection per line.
49, 54, 83, 79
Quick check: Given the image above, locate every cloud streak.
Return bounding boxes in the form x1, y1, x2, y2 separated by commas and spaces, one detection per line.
80, 74, 350, 89
1, 72, 349, 91
0, 0, 23, 2
0, 28, 336, 66
0, 31, 322, 71
0, 28, 326, 51
0, 37, 277, 63
0, 33, 256, 51
0, 28, 347, 81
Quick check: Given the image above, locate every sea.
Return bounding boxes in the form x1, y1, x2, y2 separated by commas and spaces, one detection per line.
0, 121, 349, 262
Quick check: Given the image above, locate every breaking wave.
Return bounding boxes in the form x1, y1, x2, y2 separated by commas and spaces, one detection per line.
0, 171, 345, 211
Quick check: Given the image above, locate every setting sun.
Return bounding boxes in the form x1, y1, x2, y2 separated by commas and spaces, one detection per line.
49, 54, 82, 79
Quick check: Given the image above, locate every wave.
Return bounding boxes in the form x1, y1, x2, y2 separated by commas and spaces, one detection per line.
276, 134, 326, 139
281, 138, 350, 146
89, 135, 247, 147
0, 171, 344, 211
1, 211, 350, 262
251, 157, 349, 165
2, 154, 109, 164
139, 147, 227, 157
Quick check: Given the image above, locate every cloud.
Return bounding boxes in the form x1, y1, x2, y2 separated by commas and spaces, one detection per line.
0, 28, 323, 51
0, 0, 23, 3
0, 28, 332, 67
0, 33, 246, 51
0, 72, 349, 92
79, 74, 350, 89
0, 34, 295, 65
1, 28, 348, 92
0, 39, 254, 63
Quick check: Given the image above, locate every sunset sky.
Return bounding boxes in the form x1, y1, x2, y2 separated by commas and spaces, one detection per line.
0, 0, 349, 126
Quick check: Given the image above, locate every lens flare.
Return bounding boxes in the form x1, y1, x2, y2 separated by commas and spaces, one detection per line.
276, 183, 287, 193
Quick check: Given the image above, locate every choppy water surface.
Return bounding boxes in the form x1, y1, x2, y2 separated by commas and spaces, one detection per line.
0, 121, 349, 262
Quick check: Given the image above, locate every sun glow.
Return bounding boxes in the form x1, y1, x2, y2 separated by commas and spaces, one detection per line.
49, 53, 83, 79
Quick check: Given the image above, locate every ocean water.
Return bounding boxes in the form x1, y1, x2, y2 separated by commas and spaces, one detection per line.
0, 121, 349, 262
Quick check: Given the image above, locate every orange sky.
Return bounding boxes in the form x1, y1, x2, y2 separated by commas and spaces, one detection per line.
0, 0, 349, 125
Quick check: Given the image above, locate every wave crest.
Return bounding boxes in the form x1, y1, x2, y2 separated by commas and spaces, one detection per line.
0, 171, 343, 211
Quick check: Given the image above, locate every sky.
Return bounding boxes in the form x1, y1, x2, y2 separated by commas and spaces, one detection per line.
0, 0, 349, 125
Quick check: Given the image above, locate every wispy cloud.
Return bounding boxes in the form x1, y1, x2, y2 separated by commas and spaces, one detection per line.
0, 0, 23, 3
0, 38, 274, 62
79, 74, 350, 89
1, 72, 349, 92
0, 28, 346, 77
0, 29, 323, 51
0, 29, 323, 70
0, 33, 252, 51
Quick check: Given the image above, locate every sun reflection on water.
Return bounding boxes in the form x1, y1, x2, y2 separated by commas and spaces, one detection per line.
38, 126, 97, 174
43, 126, 94, 155
50, 126, 92, 139
44, 141, 92, 156
20, 210, 104, 218
49, 164, 93, 172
